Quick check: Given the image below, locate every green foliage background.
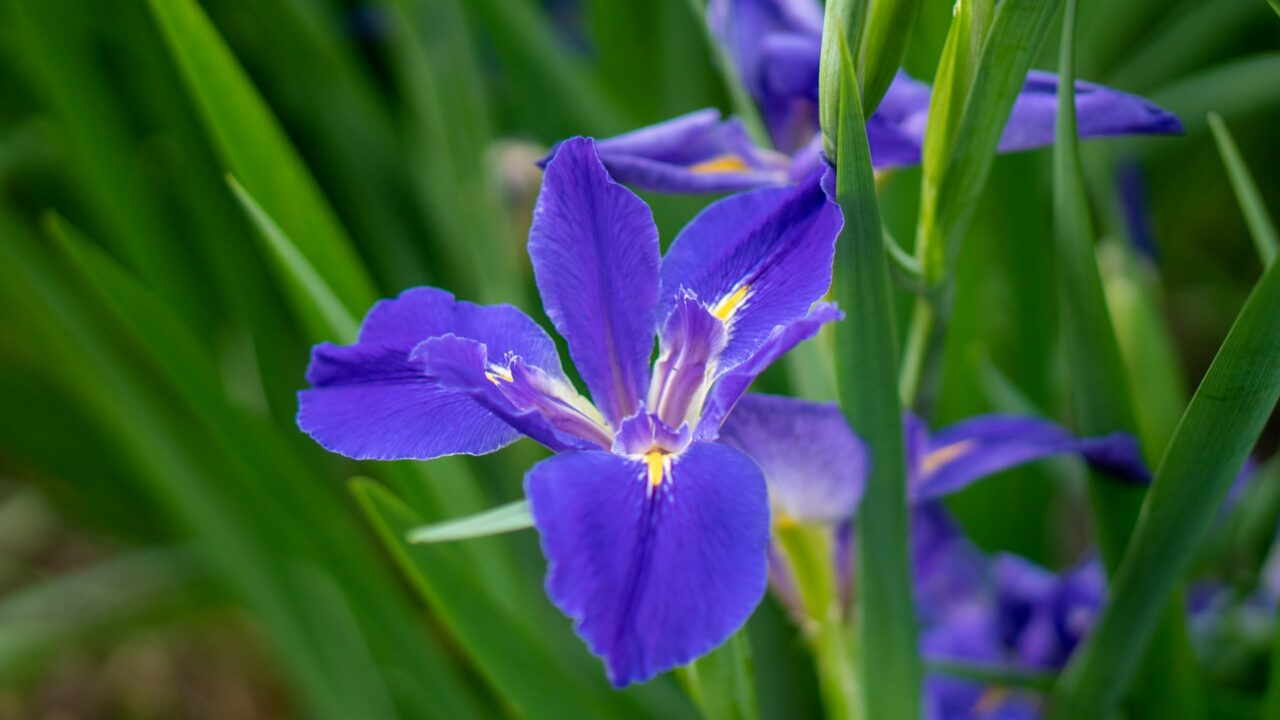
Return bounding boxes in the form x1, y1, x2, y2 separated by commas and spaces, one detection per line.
0, 0, 1276, 716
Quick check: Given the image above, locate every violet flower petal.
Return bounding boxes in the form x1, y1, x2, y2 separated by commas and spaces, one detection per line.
913, 415, 1151, 501
660, 168, 841, 372
297, 287, 561, 460
530, 137, 660, 426
526, 443, 769, 686
718, 393, 866, 524
588, 110, 790, 194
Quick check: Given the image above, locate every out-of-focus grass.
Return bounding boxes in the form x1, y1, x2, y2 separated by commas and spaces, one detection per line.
0, 0, 1276, 715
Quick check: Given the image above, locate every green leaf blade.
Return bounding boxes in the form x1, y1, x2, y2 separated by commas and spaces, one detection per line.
822, 12, 921, 719
144, 0, 377, 314
1047, 186, 1280, 720
406, 500, 534, 544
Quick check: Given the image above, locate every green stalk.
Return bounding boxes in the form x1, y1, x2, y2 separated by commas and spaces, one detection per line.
1208, 113, 1279, 267
821, 6, 920, 715
776, 523, 860, 720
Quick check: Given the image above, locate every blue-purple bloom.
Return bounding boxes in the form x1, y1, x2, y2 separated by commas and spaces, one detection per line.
297, 137, 843, 685
719, 395, 1148, 717
579, 0, 1182, 194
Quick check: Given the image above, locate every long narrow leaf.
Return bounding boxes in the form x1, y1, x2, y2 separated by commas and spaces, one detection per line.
822, 10, 921, 718
1046, 184, 1280, 720
228, 176, 359, 344
1208, 113, 1279, 267
1050, 4, 1204, 717
144, 0, 376, 313
406, 499, 533, 544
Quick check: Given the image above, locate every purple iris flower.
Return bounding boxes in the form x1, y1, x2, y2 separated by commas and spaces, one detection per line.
718, 395, 1148, 717
296, 137, 844, 686
577, 0, 1182, 194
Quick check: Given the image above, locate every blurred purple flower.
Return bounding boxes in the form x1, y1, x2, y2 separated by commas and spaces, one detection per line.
578, 0, 1182, 194
297, 137, 844, 685
720, 397, 1149, 716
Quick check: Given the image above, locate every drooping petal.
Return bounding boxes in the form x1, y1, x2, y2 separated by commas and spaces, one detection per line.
526, 443, 770, 686
698, 303, 842, 436
866, 72, 932, 168
297, 287, 561, 460
707, 0, 823, 151
414, 334, 610, 452
998, 70, 1183, 154
718, 393, 865, 524
660, 169, 841, 373
912, 415, 1151, 501
586, 110, 790, 194
866, 70, 1181, 170
530, 137, 660, 426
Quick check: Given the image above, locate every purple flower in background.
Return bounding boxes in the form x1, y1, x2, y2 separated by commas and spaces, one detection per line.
718, 395, 1150, 539
917, 505, 1109, 720
719, 395, 1148, 716
581, 0, 1181, 194
297, 137, 843, 685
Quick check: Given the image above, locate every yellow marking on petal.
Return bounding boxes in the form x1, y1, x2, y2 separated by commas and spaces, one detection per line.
921, 440, 976, 476
484, 366, 514, 385
689, 154, 752, 175
775, 512, 799, 530
973, 687, 1011, 715
645, 450, 668, 490
712, 284, 751, 322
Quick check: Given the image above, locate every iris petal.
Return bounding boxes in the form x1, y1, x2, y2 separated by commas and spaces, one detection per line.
914, 415, 1151, 501
718, 393, 865, 524
415, 335, 608, 452
526, 443, 769, 686
297, 287, 561, 460
660, 170, 841, 373
531, 138, 660, 427
698, 302, 842, 437
588, 110, 789, 194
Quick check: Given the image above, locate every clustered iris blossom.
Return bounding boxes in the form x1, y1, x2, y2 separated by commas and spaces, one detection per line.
298, 136, 844, 685
574, 0, 1183, 194
719, 395, 1150, 717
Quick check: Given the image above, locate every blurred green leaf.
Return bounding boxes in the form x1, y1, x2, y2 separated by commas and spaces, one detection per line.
1151, 53, 1280, 133
144, 0, 377, 314
406, 499, 533, 544
1047, 179, 1280, 720
678, 629, 759, 720
1051, 3, 1203, 716
1208, 112, 1279, 267
6, 211, 485, 719
824, 16, 921, 719
0, 547, 209, 682
228, 175, 359, 344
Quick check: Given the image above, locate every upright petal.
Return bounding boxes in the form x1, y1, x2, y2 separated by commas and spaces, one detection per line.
526, 443, 770, 686
998, 71, 1183, 154
660, 169, 841, 372
530, 137, 661, 426
647, 294, 727, 429
588, 110, 790, 194
698, 303, 842, 436
718, 393, 865, 524
297, 287, 561, 460
912, 415, 1151, 501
